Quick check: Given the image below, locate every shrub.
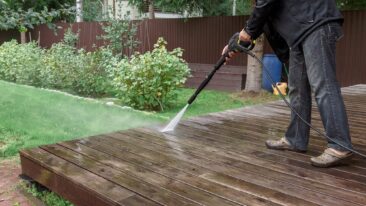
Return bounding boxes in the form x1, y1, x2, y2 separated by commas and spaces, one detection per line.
41, 44, 117, 96
112, 38, 190, 111
41, 43, 82, 90
62, 27, 79, 48
0, 40, 44, 86
0, 39, 117, 97
99, 14, 140, 57
73, 48, 118, 96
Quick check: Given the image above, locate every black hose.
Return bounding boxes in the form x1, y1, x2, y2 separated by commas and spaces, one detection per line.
246, 51, 366, 158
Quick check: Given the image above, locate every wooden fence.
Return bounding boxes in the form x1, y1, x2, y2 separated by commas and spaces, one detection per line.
1, 10, 365, 90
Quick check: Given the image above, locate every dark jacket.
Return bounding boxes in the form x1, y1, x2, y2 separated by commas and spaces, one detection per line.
245, 0, 343, 50
262, 23, 289, 63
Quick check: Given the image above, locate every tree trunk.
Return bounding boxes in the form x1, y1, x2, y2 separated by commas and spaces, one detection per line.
102, 0, 108, 18
245, 34, 264, 92
233, 0, 237, 16
244, 0, 263, 92
112, 0, 116, 18
76, 0, 83, 22
20, 32, 26, 44
148, 0, 155, 19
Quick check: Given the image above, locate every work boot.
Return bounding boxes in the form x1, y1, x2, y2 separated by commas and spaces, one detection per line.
311, 148, 353, 168
265, 137, 307, 153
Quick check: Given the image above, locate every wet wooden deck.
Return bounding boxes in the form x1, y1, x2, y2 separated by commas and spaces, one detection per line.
20, 85, 366, 206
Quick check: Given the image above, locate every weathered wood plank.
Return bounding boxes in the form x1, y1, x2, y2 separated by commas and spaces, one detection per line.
79, 135, 318, 206
60, 140, 279, 206
128, 128, 366, 203
102, 132, 362, 206
193, 111, 366, 156
180, 119, 366, 176
150, 124, 366, 190
46, 143, 243, 206
20, 148, 159, 206
39, 144, 203, 206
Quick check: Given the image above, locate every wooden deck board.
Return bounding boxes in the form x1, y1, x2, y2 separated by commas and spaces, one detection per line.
20, 84, 366, 206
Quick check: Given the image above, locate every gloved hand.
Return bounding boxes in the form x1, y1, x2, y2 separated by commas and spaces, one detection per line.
222, 30, 253, 63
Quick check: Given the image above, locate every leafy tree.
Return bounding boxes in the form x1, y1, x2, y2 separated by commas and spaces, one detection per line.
337, 0, 366, 10
2, 0, 74, 13
82, 0, 106, 21
128, 0, 252, 17
98, 15, 140, 57
0, 1, 75, 43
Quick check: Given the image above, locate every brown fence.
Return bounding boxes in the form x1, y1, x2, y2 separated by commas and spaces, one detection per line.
1, 11, 365, 88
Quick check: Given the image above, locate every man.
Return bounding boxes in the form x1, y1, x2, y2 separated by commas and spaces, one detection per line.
223, 0, 353, 167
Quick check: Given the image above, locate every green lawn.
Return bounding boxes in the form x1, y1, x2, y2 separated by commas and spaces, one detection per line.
0, 81, 162, 158
0, 80, 280, 158
158, 88, 280, 119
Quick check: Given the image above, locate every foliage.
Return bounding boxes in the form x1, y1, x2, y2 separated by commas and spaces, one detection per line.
128, 0, 253, 16
23, 182, 73, 206
337, 0, 366, 10
99, 15, 140, 57
0, 2, 75, 32
40, 29, 116, 96
0, 40, 44, 85
82, 0, 106, 21
0, 32, 117, 97
62, 27, 79, 47
2, 0, 74, 12
112, 38, 190, 111
73, 48, 118, 96
40, 43, 82, 90
41, 44, 116, 96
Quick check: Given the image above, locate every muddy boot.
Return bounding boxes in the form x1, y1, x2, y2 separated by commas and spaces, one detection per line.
311, 148, 353, 168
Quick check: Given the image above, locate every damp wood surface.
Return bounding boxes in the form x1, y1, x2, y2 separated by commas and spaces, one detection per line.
20, 84, 366, 206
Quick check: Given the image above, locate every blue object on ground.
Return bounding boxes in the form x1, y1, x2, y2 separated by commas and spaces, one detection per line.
262, 54, 282, 92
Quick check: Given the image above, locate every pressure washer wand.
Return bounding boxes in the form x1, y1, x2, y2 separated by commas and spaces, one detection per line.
161, 33, 254, 132
188, 33, 255, 105
187, 55, 227, 104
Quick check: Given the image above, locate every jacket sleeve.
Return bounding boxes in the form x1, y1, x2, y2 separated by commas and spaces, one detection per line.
244, 0, 278, 39
263, 23, 289, 63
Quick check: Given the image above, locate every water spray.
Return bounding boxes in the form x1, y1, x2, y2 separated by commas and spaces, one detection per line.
161, 33, 254, 132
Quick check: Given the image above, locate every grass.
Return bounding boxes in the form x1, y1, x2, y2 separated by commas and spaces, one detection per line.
21, 182, 73, 206
158, 88, 281, 119
0, 80, 281, 158
0, 80, 163, 158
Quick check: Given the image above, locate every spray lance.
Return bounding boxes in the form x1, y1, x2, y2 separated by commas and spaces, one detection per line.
161, 33, 255, 132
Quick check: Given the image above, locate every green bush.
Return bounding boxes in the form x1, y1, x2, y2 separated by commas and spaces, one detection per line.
0, 40, 44, 86
41, 44, 116, 96
112, 38, 190, 111
73, 48, 118, 96
41, 43, 82, 90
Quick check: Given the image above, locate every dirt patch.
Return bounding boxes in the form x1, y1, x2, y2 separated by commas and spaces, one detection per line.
0, 159, 44, 206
